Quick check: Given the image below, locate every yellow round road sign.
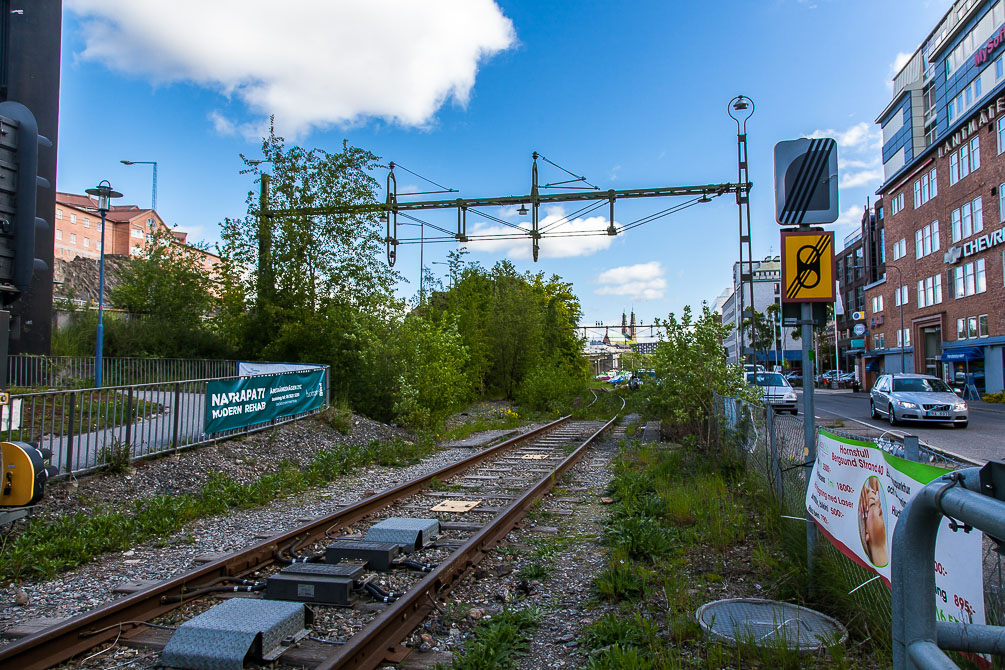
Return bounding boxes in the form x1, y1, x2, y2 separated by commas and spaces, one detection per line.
781, 230, 836, 303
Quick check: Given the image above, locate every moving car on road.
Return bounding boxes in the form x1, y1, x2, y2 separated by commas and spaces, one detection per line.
747, 372, 798, 415
869, 373, 968, 428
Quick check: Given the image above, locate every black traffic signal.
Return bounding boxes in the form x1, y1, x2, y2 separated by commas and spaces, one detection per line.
0, 101, 50, 302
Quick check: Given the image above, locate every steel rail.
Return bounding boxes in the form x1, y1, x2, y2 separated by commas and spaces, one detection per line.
318, 407, 622, 670
0, 415, 574, 670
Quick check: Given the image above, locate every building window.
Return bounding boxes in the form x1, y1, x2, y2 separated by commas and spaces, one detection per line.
894, 284, 908, 306
56, 209, 62, 220
880, 228, 886, 263
979, 314, 989, 337
957, 318, 967, 340
70, 213, 76, 224
70, 233, 76, 243
82, 218, 89, 229
913, 168, 938, 207
950, 138, 979, 184
915, 220, 939, 258
897, 328, 911, 348
872, 295, 884, 313
968, 316, 979, 338
146, 217, 154, 227
874, 333, 885, 348
83, 238, 89, 248
954, 258, 987, 297
892, 238, 907, 260
916, 274, 943, 308
891, 192, 905, 215
951, 197, 983, 242
55, 229, 62, 241
131, 228, 144, 239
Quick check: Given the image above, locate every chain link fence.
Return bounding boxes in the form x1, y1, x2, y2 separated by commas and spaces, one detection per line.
712, 393, 1004, 650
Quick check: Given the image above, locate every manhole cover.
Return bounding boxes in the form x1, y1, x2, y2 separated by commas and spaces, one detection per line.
696, 598, 847, 652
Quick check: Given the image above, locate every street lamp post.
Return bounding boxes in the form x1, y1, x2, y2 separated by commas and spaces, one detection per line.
728, 95, 755, 363
430, 261, 452, 288
84, 180, 122, 388
120, 160, 157, 210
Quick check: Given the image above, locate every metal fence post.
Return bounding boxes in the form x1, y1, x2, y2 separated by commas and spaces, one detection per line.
767, 405, 783, 500
125, 386, 133, 450
65, 392, 76, 474
903, 435, 920, 463
172, 382, 181, 452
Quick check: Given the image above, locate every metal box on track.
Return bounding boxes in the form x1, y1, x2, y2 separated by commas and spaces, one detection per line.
365, 517, 439, 552
325, 539, 400, 571
265, 563, 363, 606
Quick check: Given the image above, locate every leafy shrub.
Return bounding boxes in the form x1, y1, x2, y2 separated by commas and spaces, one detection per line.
515, 358, 588, 413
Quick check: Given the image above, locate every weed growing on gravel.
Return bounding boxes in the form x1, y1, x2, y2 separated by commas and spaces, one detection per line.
434, 607, 541, 670
319, 401, 353, 434
442, 408, 525, 443
583, 437, 883, 669
428, 477, 465, 492
516, 562, 551, 581
0, 438, 437, 583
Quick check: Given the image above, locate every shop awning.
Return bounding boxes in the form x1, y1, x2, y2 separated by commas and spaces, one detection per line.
940, 346, 984, 362
866, 360, 880, 371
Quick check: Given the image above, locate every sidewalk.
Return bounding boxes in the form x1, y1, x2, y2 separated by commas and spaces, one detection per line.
799, 386, 1005, 414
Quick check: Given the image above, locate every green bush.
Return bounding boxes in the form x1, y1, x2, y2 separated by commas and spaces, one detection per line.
515, 358, 587, 413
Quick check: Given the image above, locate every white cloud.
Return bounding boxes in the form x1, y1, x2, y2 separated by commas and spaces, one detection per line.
595, 261, 667, 301
807, 122, 883, 196
68, 0, 516, 136
834, 204, 866, 227
465, 206, 615, 259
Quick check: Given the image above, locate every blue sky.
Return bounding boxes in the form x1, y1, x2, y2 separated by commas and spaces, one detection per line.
57, 0, 952, 326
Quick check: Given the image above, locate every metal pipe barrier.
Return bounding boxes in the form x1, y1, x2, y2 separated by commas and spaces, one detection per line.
0, 365, 330, 478
892, 462, 1005, 669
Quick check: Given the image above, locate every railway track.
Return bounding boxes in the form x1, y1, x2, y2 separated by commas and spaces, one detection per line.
0, 396, 623, 670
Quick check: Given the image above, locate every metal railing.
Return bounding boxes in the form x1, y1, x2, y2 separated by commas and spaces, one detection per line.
2, 365, 330, 477
6, 355, 243, 389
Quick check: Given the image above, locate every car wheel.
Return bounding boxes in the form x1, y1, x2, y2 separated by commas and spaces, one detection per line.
954, 421, 968, 429
870, 400, 879, 420
888, 405, 898, 426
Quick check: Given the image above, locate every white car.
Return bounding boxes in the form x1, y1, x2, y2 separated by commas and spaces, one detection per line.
747, 372, 798, 415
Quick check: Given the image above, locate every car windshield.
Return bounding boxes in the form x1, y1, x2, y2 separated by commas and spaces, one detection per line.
750, 373, 787, 387
891, 378, 953, 393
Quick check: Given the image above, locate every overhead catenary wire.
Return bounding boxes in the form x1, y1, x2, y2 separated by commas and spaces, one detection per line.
389, 162, 457, 195
537, 153, 599, 190
397, 211, 457, 237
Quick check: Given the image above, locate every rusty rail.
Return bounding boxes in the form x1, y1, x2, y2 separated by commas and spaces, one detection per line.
318, 409, 621, 669
0, 415, 574, 670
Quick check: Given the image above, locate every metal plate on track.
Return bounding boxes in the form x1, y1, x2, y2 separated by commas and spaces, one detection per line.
430, 499, 481, 512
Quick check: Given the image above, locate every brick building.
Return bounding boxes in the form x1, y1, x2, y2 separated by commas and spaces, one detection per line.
869, 0, 1005, 394
835, 200, 885, 385
54, 192, 220, 274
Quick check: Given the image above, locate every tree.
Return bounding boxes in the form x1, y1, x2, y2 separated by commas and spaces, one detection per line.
109, 226, 226, 357
646, 303, 756, 448
741, 308, 774, 368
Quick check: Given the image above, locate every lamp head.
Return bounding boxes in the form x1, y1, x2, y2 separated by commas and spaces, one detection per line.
85, 179, 123, 213
517, 204, 528, 216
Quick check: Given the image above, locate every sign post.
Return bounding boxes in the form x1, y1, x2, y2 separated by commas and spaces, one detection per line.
775, 137, 839, 596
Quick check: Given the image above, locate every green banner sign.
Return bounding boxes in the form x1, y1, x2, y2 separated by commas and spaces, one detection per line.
205, 368, 326, 434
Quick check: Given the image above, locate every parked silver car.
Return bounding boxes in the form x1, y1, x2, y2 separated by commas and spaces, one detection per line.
869, 373, 968, 428
747, 372, 798, 415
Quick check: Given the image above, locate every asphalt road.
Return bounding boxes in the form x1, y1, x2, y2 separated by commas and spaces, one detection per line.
798, 388, 1004, 465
